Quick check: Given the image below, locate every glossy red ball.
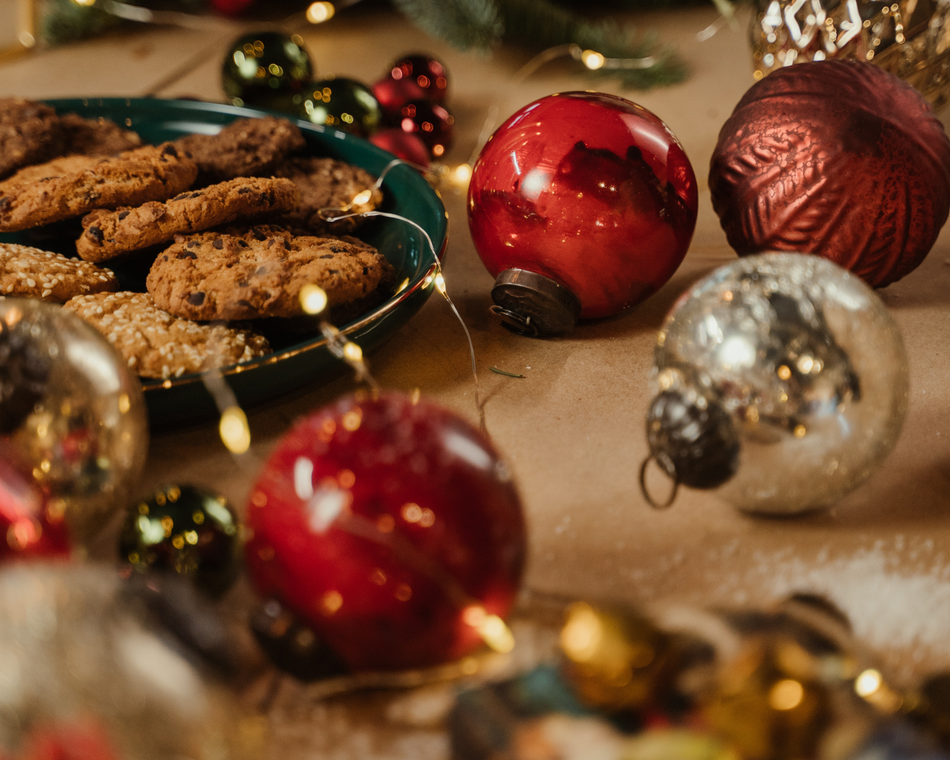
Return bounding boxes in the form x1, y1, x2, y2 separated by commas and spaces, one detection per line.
0, 443, 71, 562
369, 127, 432, 168
709, 60, 950, 288
394, 100, 454, 158
468, 92, 698, 320
373, 54, 449, 113
244, 392, 526, 672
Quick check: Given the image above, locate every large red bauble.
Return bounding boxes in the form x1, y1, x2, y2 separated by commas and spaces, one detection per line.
709, 60, 950, 288
467, 92, 698, 333
244, 392, 526, 672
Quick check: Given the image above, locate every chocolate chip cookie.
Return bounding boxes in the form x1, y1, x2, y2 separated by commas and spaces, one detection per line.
0, 243, 118, 301
175, 116, 306, 185
0, 98, 62, 180
59, 113, 143, 157
146, 227, 391, 321
76, 176, 299, 261
0, 143, 198, 232
271, 156, 382, 234
64, 291, 271, 379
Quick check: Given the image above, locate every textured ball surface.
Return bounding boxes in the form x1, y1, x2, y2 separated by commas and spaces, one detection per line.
469, 92, 698, 319
244, 392, 526, 672
709, 60, 950, 288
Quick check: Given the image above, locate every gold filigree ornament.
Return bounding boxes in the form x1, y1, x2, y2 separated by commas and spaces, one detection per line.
750, 0, 950, 107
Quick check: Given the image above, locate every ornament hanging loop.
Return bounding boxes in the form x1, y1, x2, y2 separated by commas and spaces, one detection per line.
639, 453, 679, 510
488, 305, 539, 338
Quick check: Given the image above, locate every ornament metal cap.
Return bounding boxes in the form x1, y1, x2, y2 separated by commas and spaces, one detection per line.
489, 268, 582, 338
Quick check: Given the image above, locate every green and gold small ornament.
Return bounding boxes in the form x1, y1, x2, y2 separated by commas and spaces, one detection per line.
222, 31, 313, 113
299, 76, 383, 137
120, 484, 241, 598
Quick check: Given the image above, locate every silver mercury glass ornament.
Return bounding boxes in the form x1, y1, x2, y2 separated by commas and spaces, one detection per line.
641, 253, 908, 515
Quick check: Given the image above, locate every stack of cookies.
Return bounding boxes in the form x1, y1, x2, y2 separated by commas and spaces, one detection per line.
0, 99, 393, 380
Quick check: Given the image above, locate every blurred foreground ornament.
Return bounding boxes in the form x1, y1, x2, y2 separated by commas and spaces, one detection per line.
0, 564, 259, 759
300, 77, 383, 137
119, 484, 241, 598
0, 300, 148, 544
468, 92, 697, 337
244, 391, 526, 672
710, 60, 950, 288
222, 32, 313, 113
641, 253, 908, 515
749, 0, 950, 108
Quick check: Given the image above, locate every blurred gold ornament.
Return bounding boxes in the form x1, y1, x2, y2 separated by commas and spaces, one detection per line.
749, 0, 950, 107
559, 601, 672, 712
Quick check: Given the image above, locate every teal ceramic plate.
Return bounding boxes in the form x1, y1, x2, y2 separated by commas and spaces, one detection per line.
0, 98, 447, 428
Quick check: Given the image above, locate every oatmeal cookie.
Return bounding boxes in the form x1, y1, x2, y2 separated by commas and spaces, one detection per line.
64, 291, 271, 379
0, 243, 117, 301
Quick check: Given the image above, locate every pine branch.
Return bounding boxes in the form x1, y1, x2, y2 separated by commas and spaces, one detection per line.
390, 0, 504, 51
42, 0, 124, 45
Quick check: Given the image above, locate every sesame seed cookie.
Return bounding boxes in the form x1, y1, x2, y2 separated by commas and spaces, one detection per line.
175, 116, 306, 185
146, 226, 392, 321
271, 156, 382, 235
0, 98, 63, 180
63, 291, 271, 379
58, 113, 143, 157
0, 243, 117, 301
76, 176, 300, 262
0, 143, 198, 232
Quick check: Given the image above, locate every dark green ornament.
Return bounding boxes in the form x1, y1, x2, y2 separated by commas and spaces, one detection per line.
300, 77, 383, 137
222, 31, 313, 114
120, 484, 241, 598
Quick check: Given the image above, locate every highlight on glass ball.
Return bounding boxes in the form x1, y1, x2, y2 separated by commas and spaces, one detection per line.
641, 253, 908, 515
0, 299, 148, 544
299, 77, 383, 137
222, 31, 313, 113
709, 60, 950, 288
119, 483, 241, 598
244, 391, 526, 674
468, 91, 698, 337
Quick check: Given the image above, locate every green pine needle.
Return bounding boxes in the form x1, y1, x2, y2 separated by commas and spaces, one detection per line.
391, 0, 504, 51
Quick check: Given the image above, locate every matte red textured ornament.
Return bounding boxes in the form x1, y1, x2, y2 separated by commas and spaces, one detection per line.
373, 53, 450, 114
467, 92, 698, 336
244, 392, 526, 672
709, 60, 950, 288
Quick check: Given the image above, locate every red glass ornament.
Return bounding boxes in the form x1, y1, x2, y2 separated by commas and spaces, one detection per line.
394, 100, 454, 158
0, 443, 71, 562
369, 127, 432, 168
709, 60, 950, 288
467, 92, 698, 335
244, 392, 526, 672
373, 53, 449, 114
210, 0, 255, 16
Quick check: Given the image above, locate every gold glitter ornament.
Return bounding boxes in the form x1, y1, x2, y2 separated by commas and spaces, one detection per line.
749, 0, 950, 107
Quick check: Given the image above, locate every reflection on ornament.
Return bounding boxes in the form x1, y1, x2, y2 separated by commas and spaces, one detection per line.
369, 128, 431, 167
710, 60, 950, 288
395, 100, 454, 157
221, 32, 313, 113
373, 53, 450, 114
0, 564, 258, 759
119, 484, 241, 598
468, 91, 697, 336
300, 77, 382, 137
749, 0, 950, 107
642, 253, 908, 515
244, 391, 526, 672
0, 300, 148, 544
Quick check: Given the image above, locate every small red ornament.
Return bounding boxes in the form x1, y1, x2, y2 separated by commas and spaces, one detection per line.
468, 92, 698, 335
244, 392, 526, 672
0, 442, 71, 562
709, 60, 950, 288
210, 0, 255, 16
394, 100, 454, 158
373, 53, 450, 114
369, 127, 432, 168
